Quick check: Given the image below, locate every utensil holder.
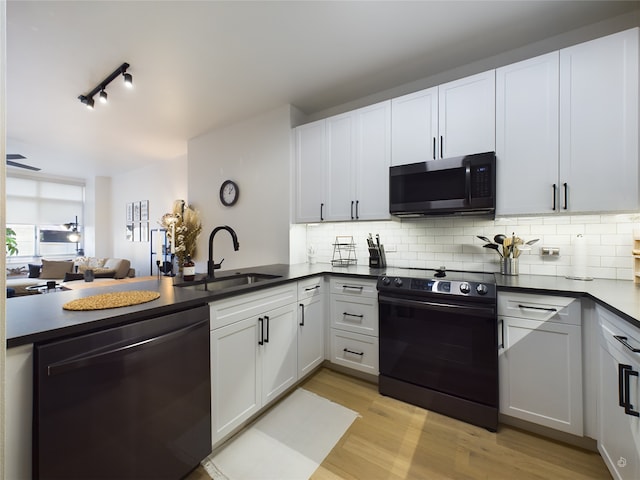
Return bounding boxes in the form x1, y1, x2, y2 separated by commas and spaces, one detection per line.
501, 258, 518, 276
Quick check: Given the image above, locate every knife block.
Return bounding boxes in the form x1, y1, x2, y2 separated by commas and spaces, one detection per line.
369, 245, 386, 268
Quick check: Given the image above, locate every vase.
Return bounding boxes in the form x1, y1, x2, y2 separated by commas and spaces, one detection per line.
500, 258, 518, 276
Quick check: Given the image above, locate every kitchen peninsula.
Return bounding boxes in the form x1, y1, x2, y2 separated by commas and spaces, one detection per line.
7, 263, 640, 479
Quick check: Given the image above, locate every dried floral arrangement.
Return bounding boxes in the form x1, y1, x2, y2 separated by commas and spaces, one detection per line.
160, 200, 203, 266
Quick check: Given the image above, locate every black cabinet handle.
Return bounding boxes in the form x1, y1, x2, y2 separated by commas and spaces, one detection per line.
624, 367, 640, 417
355, 200, 359, 219
432, 137, 436, 160
552, 184, 557, 211
258, 317, 264, 346
563, 182, 568, 210
498, 318, 504, 349
614, 335, 640, 353
343, 348, 364, 356
264, 315, 270, 343
342, 285, 364, 291
320, 203, 324, 221
304, 285, 320, 292
440, 136, 443, 158
350, 200, 354, 219
517, 304, 557, 312
299, 303, 305, 326
343, 312, 364, 320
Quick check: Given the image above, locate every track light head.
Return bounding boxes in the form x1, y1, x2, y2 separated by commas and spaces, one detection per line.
99, 89, 108, 104
123, 72, 133, 88
85, 97, 95, 109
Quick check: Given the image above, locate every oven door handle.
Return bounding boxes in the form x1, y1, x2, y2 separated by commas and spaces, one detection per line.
379, 295, 495, 318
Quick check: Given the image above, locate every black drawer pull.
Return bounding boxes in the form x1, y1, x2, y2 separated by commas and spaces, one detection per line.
624, 367, 640, 417
343, 312, 364, 319
299, 303, 305, 326
304, 285, 320, 291
615, 335, 640, 353
342, 285, 364, 291
517, 304, 557, 312
343, 348, 364, 356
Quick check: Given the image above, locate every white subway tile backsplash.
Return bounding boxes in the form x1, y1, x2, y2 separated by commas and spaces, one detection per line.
299, 213, 639, 281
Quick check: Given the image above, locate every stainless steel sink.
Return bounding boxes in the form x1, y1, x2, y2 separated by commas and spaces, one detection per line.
179, 273, 281, 292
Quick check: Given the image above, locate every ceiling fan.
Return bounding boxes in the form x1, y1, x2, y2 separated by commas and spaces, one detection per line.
6, 154, 41, 171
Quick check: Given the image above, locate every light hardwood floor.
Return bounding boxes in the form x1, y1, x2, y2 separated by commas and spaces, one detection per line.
189, 368, 611, 480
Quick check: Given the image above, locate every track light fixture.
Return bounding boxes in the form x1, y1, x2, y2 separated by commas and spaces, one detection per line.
78, 62, 132, 109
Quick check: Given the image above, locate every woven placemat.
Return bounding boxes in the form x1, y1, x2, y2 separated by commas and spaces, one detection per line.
63, 290, 161, 311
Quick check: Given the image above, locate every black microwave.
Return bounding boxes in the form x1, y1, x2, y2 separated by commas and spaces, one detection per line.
389, 152, 496, 217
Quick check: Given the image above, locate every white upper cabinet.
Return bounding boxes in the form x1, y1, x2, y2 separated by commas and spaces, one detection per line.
295, 120, 326, 222
354, 101, 392, 221
294, 100, 391, 223
391, 70, 495, 166
391, 87, 438, 165
559, 28, 639, 213
438, 70, 496, 159
496, 52, 560, 215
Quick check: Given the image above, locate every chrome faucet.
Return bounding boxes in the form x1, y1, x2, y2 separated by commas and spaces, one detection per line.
208, 225, 240, 278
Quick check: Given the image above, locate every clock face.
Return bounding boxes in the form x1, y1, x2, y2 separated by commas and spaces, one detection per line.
220, 180, 239, 206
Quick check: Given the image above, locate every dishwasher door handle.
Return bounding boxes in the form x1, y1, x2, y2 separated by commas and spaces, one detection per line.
47, 319, 208, 377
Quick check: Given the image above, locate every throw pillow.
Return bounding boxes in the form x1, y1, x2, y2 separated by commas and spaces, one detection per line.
63, 272, 85, 282
40, 259, 74, 279
28, 264, 42, 278
103, 258, 131, 279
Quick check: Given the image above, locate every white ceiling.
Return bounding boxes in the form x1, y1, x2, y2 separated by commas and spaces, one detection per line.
6, 1, 639, 178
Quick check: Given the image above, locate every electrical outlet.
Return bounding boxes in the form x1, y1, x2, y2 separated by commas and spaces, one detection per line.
540, 246, 560, 256
385, 244, 397, 252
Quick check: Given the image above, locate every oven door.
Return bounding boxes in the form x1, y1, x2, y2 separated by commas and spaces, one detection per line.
379, 293, 498, 407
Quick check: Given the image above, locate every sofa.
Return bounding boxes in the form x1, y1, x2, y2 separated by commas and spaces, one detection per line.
6, 257, 135, 297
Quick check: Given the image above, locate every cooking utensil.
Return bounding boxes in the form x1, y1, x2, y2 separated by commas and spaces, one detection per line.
494, 234, 506, 245
526, 239, 539, 245
477, 235, 493, 244
483, 243, 503, 257
376, 234, 380, 248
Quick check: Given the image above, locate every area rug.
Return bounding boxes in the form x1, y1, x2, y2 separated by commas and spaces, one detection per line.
202, 388, 359, 480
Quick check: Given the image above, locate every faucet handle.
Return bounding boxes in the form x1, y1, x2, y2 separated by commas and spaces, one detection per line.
214, 258, 225, 270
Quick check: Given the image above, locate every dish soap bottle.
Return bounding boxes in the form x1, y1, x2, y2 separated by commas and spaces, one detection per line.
182, 255, 196, 281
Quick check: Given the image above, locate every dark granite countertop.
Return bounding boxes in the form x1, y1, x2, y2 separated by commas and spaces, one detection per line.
8, 262, 640, 348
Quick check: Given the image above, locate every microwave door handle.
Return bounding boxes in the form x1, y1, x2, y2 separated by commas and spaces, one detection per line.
465, 164, 472, 205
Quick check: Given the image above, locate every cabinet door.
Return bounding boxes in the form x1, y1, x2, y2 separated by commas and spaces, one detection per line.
295, 120, 325, 222
298, 295, 325, 378
496, 52, 559, 215
325, 112, 355, 221
598, 341, 640, 480
438, 70, 496, 158
211, 317, 261, 445
499, 316, 583, 435
354, 100, 391, 220
391, 87, 438, 165
261, 303, 298, 406
559, 28, 639, 212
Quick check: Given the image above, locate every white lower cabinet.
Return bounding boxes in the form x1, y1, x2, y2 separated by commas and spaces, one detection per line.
329, 277, 379, 375
498, 293, 583, 435
209, 284, 298, 446
297, 277, 325, 379
597, 305, 640, 480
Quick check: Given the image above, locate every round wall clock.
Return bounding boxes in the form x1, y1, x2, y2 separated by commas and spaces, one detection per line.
220, 180, 239, 206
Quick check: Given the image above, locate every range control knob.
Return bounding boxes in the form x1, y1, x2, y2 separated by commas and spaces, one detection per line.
459, 282, 470, 294
381, 276, 391, 286
476, 284, 488, 295
394, 277, 404, 287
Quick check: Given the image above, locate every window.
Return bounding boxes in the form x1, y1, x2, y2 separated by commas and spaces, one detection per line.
6, 174, 85, 259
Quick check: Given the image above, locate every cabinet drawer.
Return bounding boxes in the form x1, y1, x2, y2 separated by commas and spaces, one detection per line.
331, 329, 378, 375
598, 304, 640, 356
498, 292, 580, 325
209, 284, 297, 330
331, 295, 378, 336
298, 276, 325, 301
329, 277, 377, 298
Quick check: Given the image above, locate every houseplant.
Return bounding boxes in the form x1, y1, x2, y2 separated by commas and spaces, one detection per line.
160, 200, 202, 269
6, 227, 18, 256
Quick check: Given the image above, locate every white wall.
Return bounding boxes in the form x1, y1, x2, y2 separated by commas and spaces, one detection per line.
188, 105, 293, 274
303, 213, 639, 281
111, 155, 188, 276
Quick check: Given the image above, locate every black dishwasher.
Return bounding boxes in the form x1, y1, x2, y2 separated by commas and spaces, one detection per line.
33, 305, 211, 480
